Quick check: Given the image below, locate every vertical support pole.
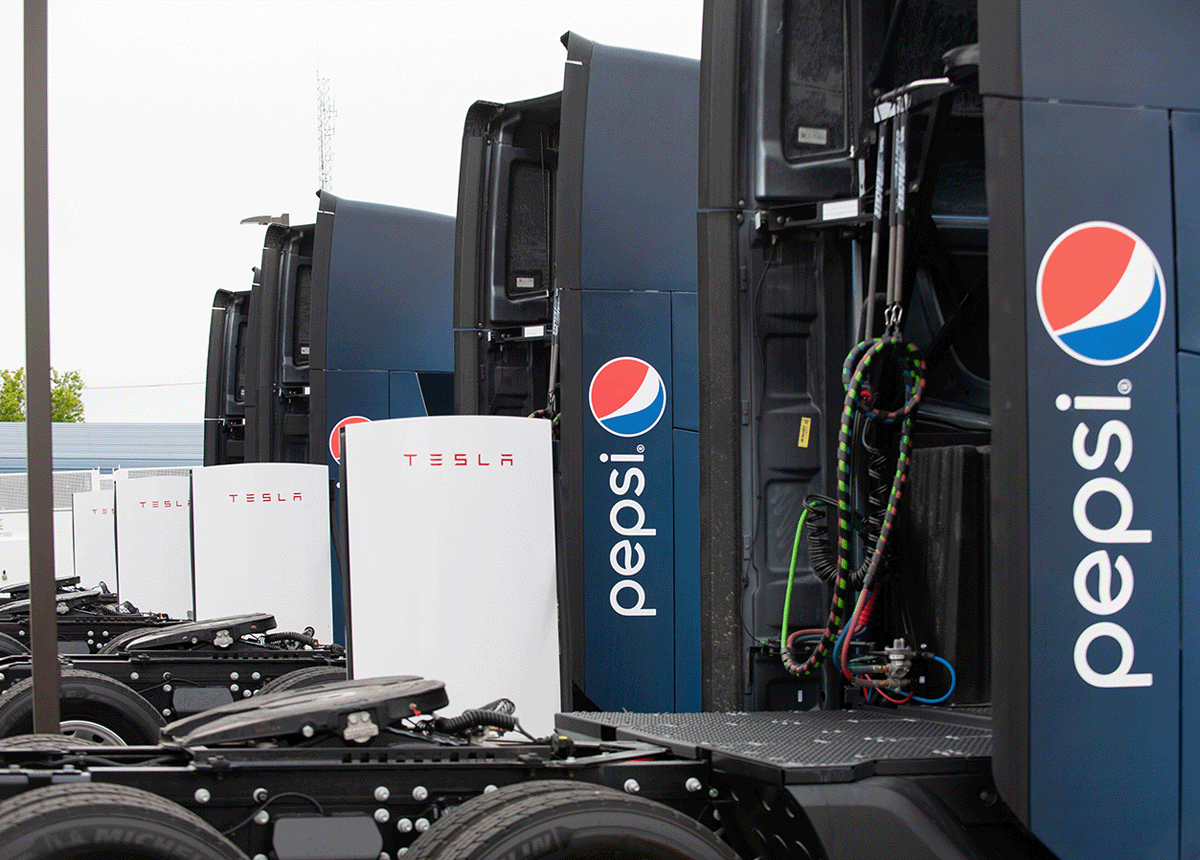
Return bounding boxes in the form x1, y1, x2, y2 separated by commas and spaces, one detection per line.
24, 0, 61, 734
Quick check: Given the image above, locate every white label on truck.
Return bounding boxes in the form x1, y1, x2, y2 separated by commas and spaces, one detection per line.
797, 126, 829, 145
822, 199, 860, 222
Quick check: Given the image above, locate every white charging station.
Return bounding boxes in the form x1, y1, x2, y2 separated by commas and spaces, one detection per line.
343, 415, 559, 736
191, 463, 333, 642
114, 475, 193, 618
72, 488, 117, 590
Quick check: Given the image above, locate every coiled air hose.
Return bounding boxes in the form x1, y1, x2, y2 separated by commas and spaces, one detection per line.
782, 335, 925, 677
434, 709, 519, 735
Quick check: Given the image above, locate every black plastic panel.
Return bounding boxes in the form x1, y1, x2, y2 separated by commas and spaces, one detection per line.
164, 676, 444, 746
891, 445, 990, 704
203, 288, 250, 466
454, 94, 561, 416
781, 0, 849, 163
558, 707, 991, 784
739, 227, 847, 711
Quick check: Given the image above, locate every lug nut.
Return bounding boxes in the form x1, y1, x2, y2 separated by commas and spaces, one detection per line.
194, 788, 210, 804
397, 818, 413, 833
375, 786, 390, 802
253, 810, 270, 825
412, 785, 428, 802
685, 778, 703, 793
623, 779, 640, 794
374, 808, 390, 823
415, 818, 430, 832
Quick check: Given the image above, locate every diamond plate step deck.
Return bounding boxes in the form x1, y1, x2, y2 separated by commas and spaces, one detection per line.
556, 707, 991, 784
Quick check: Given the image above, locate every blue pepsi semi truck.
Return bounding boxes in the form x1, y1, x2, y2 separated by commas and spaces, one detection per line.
204, 192, 455, 635
4, 4, 1198, 860
454, 33, 703, 714
565, 2, 1196, 860
205, 192, 455, 469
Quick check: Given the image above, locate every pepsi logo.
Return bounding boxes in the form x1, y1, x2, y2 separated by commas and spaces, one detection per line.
1037, 221, 1165, 366
589, 357, 667, 437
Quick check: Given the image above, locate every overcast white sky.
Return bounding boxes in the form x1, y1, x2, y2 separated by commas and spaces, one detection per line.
0, 0, 703, 422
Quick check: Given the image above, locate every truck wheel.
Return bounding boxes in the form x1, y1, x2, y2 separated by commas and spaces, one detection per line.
404, 780, 739, 860
0, 783, 247, 859
257, 665, 348, 695
0, 632, 27, 656
406, 780, 578, 859
97, 625, 162, 654
0, 668, 165, 745
0, 732, 98, 751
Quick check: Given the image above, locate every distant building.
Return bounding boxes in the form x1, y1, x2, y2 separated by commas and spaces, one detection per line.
0, 423, 202, 476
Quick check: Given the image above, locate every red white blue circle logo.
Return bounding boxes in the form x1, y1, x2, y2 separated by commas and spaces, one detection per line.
589, 357, 667, 437
1036, 221, 1165, 366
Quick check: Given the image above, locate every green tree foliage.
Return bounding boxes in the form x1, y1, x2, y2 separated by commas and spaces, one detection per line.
0, 369, 24, 422
0, 367, 85, 423
50, 369, 85, 423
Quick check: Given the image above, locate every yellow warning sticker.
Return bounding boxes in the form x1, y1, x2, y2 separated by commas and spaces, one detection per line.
798, 417, 812, 448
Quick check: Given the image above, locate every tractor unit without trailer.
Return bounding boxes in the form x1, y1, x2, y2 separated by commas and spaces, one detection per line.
0, 613, 346, 745
2, 2, 1199, 860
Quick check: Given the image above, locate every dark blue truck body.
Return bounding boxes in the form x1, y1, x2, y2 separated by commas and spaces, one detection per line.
454, 35, 702, 713
204, 193, 455, 638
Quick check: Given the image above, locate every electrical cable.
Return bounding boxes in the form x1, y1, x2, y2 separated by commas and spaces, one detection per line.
875, 686, 912, 704
783, 336, 924, 679
910, 654, 956, 704
222, 792, 325, 836
778, 507, 810, 656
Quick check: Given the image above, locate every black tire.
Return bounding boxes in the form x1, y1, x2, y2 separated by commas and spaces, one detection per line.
0, 632, 27, 656
97, 625, 163, 654
404, 780, 739, 860
0, 783, 247, 860
0, 733, 98, 751
0, 668, 166, 745
406, 780, 575, 860
256, 665, 348, 695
